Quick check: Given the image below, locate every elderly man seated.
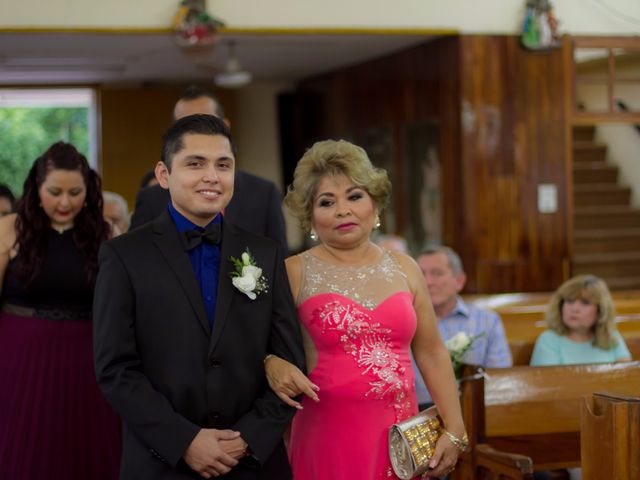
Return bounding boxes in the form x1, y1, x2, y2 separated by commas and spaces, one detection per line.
413, 245, 512, 408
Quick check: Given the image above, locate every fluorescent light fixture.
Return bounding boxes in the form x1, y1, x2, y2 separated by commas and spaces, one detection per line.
0, 88, 94, 108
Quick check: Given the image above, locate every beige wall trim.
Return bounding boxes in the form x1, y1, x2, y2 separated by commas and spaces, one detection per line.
0, 26, 458, 36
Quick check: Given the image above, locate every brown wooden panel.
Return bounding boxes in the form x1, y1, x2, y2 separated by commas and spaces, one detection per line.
483, 363, 640, 436
296, 36, 461, 251
458, 36, 570, 292
100, 86, 182, 206
581, 393, 640, 479
489, 433, 580, 469
294, 35, 570, 293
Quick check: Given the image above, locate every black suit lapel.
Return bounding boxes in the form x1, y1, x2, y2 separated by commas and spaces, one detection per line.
209, 219, 238, 353
152, 211, 211, 336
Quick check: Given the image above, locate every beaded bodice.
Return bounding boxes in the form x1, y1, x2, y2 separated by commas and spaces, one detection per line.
294, 248, 418, 429
297, 249, 411, 309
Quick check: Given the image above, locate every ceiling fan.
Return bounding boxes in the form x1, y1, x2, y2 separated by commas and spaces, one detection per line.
212, 40, 252, 89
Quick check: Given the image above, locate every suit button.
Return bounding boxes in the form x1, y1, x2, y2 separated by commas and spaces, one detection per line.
210, 411, 220, 421
209, 358, 222, 367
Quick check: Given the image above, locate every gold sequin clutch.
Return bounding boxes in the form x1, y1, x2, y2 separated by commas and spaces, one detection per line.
388, 406, 444, 480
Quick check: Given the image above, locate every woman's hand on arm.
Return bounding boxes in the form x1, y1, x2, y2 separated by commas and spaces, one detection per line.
265, 254, 320, 409
264, 355, 319, 409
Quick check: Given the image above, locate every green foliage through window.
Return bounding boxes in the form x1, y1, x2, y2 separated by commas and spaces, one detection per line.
0, 107, 89, 197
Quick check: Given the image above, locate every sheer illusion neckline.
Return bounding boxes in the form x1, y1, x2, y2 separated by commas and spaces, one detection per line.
304, 247, 385, 270
298, 290, 412, 312
297, 249, 411, 310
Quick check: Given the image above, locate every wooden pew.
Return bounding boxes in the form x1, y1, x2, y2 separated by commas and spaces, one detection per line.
466, 290, 640, 328
506, 314, 640, 365
581, 392, 640, 480
465, 290, 640, 317
464, 292, 640, 365
453, 362, 640, 480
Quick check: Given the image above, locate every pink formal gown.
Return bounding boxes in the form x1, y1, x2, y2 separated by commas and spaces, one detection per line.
289, 250, 419, 479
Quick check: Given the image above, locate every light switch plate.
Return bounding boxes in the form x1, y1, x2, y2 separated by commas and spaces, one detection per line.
538, 184, 557, 213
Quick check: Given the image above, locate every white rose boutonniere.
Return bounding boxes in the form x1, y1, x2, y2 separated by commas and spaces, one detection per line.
229, 249, 268, 300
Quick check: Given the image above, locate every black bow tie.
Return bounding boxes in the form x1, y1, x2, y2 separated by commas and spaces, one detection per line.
181, 223, 221, 251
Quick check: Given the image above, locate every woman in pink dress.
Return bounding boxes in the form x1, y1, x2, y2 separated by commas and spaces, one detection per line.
265, 140, 465, 479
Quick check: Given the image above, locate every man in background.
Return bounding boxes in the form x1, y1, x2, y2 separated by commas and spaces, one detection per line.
103, 190, 130, 235
414, 245, 512, 407
129, 86, 288, 253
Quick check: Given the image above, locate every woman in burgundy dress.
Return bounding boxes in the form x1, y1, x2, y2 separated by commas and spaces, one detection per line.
0, 142, 120, 479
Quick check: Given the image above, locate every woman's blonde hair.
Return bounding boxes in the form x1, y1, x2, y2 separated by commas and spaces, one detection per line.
284, 139, 391, 232
545, 274, 618, 349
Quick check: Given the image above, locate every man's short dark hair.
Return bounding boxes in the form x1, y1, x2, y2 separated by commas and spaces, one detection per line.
178, 85, 225, 118
161, 114, 234, 170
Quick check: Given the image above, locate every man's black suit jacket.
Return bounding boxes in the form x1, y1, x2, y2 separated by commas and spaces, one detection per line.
130, 171, 288, 253
93, 212, 305, 479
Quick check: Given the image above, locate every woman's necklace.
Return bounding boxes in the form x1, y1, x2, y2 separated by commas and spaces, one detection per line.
51, 224, 73, 234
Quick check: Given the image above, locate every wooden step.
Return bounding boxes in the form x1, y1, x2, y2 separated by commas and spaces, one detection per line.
574, 228, 640, 254
573, 251, 640, 278
574, 184, 631, 207
573, 163, 618, 184
605, 276, 640, 290
573, 125, 596, 142
573, 143, 607, 163
574, 206, 640, 229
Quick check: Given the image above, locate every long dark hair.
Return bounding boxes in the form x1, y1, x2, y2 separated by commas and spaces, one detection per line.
15, 142, 109, 288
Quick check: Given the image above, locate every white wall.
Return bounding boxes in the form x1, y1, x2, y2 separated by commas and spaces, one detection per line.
234, 82, 288, 188
233, 81, 305, 250
2, 0, 640, 35
597, 124, 640, 208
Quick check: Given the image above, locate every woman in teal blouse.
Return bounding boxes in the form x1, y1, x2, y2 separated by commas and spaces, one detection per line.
530, 275, 632, 366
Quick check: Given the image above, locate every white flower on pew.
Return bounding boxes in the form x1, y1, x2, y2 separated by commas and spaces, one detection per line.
446, 331, 484, 378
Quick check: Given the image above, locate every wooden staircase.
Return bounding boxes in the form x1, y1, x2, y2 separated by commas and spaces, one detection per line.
573, 126, 640, 290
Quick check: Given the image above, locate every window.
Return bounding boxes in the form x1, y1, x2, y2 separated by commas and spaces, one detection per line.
0, 88, 96, 196
570, 37, 640, 123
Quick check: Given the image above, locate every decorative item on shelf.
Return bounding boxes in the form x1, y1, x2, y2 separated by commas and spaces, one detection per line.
521, 0, 561, 51
214, 40, 252, 89
446, 331, 485, 378
172, 0, 225, 48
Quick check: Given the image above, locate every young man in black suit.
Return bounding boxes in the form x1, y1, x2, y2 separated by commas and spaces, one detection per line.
93, 114, 305, 479
129, 87, 288, 254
